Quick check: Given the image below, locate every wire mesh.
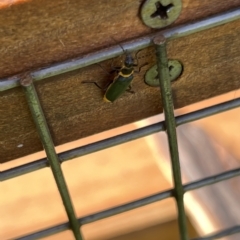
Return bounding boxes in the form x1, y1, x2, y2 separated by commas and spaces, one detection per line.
1, 8, 240, 240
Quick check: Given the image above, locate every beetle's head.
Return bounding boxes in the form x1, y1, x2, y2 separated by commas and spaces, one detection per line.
124, 52, 134, 68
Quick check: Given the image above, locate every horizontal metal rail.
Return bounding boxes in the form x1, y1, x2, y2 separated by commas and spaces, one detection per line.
1, 97, 240, 182
0, 8, 240, 91
16, 167, 240, 239
16, 223, 69, 240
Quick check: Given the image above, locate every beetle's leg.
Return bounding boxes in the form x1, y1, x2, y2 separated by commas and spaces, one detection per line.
110, 58, 121, 73
96, 63, 112, 75
126, 84, 135, 94
82, 81, 112, 91
134, 62, 148, 73
82, 81, 104, 89
97, 59, 121, 74
133, 49, 148, 66
111, 66, 121, 73
133, 49, 148, 72
133, 50, 141, 66
103, 81, 113, 90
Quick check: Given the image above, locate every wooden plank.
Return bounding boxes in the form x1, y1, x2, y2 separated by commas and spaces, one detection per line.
0, 0, 239, 78
1, 1, 240, 162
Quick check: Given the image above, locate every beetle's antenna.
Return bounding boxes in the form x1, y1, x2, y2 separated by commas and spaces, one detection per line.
111, 37, 126, 55
119, 43, 126, 54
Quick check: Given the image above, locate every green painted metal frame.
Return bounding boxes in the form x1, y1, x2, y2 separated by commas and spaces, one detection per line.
1, 8, 240, 240
20, 76, 83, 240
154, 35, 188, 240
12, 38, 240, 240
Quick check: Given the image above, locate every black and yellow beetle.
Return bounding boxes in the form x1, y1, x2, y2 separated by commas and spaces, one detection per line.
82, 45, 145, 102
103, 51, 137, 102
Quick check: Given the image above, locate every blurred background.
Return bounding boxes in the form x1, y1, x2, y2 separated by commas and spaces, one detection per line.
1, 90, 240, 240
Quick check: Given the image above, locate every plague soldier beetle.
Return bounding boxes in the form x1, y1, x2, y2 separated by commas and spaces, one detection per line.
82, 43, 146, 102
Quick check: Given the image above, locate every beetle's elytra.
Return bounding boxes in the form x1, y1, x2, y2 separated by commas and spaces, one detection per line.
82, 42, 143, 103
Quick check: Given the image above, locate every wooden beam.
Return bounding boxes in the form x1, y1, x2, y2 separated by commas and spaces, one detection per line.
1, 1, 240, 162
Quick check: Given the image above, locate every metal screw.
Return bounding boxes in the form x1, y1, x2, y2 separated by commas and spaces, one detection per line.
144, 59, 183, 87
151, 2, 174, 19
140, 0, 182, 29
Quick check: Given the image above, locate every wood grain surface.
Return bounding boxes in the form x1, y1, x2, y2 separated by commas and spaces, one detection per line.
1, 0, 239, 78
1, 0, 240, 162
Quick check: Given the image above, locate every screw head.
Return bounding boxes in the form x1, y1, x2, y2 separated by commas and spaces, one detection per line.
20, 74, 33, 87
144, 59, 183, 87
141, 0, 182, 29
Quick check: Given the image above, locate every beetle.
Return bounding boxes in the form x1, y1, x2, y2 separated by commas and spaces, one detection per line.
103, 51, 137, 102
82, 45, 145, 102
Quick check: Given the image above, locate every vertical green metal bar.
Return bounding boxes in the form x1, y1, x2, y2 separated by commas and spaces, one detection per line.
154, 35, 188, 240
20, 76, 83, 240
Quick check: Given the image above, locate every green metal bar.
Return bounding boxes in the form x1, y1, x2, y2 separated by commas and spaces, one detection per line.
20, 76, 83, 240
1, 8, 240, 92
154, 35, 188, 240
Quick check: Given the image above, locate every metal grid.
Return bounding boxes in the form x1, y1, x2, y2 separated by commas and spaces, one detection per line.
1, 8, 240, 240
